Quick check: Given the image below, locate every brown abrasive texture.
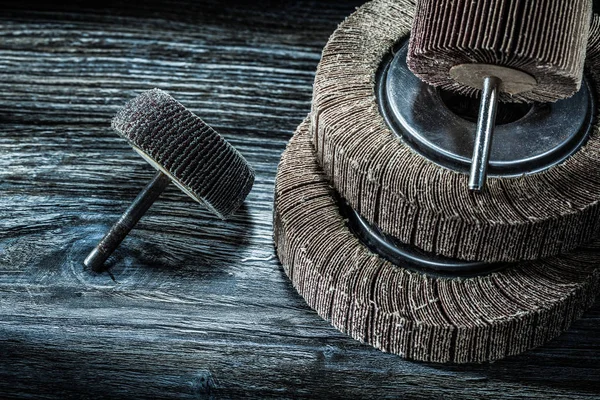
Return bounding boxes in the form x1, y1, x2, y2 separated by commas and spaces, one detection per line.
407, 0, 592, 103
112, 89, 254, 219
311, 0, 600, 262
274, 119, 600, 363
588, 13, 600, 72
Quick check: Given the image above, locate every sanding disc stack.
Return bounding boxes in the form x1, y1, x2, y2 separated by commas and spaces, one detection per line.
274, 0, 600, 363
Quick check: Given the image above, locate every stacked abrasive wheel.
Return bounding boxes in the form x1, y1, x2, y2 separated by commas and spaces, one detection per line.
274, 0, 600, 363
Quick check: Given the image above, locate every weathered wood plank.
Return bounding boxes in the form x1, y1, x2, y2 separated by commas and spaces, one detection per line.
0, 1, 599, 398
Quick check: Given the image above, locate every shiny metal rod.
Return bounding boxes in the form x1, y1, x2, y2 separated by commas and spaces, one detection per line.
469, 76, 501, 192
84, 171, 171, 271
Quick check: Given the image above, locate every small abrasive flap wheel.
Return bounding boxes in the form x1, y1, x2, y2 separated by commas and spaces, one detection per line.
408, 0, 592, 103
85, 89, 254, 271
274, 0, 600, 363
407, 0, 592, 192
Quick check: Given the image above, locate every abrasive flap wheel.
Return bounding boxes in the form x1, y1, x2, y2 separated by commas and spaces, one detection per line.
274, 0, 600, 363
311, 0, 600, 263
275, 119, 600, 363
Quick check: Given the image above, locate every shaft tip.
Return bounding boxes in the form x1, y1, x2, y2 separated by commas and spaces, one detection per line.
84, 247, 108, 272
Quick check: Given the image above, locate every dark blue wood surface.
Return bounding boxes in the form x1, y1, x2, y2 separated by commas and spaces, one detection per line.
0, 1, 599, 398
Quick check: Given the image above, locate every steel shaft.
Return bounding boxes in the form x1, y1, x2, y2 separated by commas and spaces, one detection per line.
469, 76, 501, 192
84, 171, 171, 271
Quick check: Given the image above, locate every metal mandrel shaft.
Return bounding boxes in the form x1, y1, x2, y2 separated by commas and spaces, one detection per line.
84, 171, 172, 271
469, 76, 501, 192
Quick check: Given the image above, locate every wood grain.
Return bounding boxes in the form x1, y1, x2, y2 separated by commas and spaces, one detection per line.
0, 1, 599, 398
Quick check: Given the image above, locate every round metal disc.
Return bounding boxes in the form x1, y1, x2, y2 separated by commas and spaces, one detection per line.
378, 41, 595, 176
449, 63, 538, 94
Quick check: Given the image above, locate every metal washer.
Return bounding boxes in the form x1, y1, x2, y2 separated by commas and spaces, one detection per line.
377, 41, 595, 177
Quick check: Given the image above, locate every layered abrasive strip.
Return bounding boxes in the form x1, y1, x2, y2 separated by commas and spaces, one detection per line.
274, 118, 600, 363
112, 89, 255, 219
311, 0, 600, 263
407, 0, 592, 103
588, 14, 600, 72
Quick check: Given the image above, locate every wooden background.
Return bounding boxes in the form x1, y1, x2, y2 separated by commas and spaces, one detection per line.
1, 1, 599, 398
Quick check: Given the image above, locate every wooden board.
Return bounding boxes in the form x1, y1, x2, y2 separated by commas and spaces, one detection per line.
0, 1, 599, 398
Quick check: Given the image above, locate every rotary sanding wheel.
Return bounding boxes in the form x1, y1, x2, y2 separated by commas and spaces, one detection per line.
113, 89, 254, 219
311, 0, 600, 263
84, 89, 255, 270
274, 119, 600, 363
408, 0, 592, 103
